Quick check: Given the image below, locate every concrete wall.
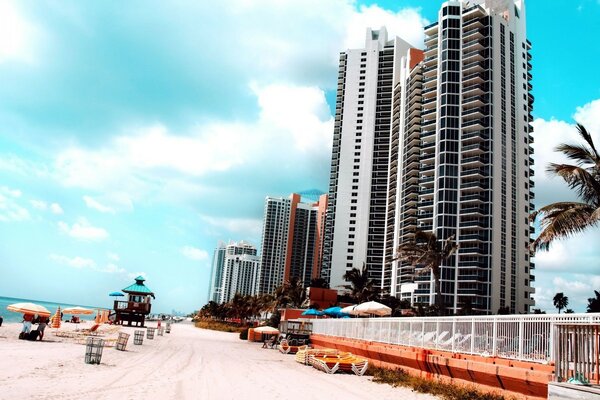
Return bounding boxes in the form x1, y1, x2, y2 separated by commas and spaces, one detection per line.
311, 333, 554, 399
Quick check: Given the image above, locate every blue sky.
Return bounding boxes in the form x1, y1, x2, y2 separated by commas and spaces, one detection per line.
0, 0, 598, 314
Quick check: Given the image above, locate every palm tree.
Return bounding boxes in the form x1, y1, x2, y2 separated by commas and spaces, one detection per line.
342, 263, 378, 303
587, 290, 600, 313
530, 124, 600, 251
285, 277, 306, 308
553, 292, 569, 313
396, 231, 458, 314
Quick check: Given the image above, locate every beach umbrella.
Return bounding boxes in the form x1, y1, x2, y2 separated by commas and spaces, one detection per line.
301, 309, 323, 316
254, 326, 279, 334
109, 292, 124, 297
354, 301, 392, 317
50, 307, 61, 329
63, 306, 95, 315
6, 302, 51, 317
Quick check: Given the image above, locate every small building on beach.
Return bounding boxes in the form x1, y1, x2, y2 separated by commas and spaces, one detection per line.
113, 276, 155, 327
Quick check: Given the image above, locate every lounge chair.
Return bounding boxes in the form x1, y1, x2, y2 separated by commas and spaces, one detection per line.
309, 353, 369, 376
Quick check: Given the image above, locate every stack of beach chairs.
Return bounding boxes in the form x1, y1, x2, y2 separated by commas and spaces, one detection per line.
293, 347, 369, 376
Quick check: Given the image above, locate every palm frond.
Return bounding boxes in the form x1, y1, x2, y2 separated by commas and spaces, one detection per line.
548, 163, 600, 205
576, 123, 600, 162
554, 143, 598, 166
531, 202, 597, 251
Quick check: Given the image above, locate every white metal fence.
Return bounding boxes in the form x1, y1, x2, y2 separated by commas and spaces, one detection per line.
312, 313, 600, 364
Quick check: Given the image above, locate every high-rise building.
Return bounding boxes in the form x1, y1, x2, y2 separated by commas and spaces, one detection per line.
322, 27, 413, 291
258, 192, 327, 295
208, 241, 260, 303
325, 0, 535, 314
207, 241, 227, 303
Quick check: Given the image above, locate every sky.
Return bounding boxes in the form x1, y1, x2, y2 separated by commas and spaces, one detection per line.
0, 0, 599, 314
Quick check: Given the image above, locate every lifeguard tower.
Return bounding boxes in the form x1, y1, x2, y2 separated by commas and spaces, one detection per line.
113, 276, 155, 327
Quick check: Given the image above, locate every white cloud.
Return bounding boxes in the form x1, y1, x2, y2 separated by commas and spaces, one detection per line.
31, 199, 63, 215
0, 186, 30, 222
50, 254, 129, 275
58, 217, 109, 241
343, 5, 426, 49
50, 203, 63, 214
49, 254, 96, 269
101, 263, 126, 274
30, 199, 47, 210
181, 246, 209, 261
83, 195, 115, 214
107, 252, 120, 262
200, 214, 263, 238
53, 82, 333, 204
531, 98, 600, 313
0, 1, 38, 64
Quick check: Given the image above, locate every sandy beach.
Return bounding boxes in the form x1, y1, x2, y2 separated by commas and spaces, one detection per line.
0, 321, 438, 400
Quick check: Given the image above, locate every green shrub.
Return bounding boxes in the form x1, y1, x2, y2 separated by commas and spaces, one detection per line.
369, 366, 510, 400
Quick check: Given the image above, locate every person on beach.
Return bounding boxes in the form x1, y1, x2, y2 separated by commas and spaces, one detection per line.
37, 316, 48, 341
0, 314, 3, 327
22, 313, 34, 334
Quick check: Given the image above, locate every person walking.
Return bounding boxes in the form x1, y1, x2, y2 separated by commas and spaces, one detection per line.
37, 316, 48, 341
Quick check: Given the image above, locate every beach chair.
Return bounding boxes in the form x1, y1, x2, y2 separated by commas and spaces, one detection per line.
80, 324, 101, 336
309, 353, 369, 376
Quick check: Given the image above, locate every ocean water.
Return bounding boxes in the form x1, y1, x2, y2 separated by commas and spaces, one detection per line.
0, 296, 104, 323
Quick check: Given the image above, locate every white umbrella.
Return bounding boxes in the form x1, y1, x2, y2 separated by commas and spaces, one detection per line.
354, 301, 392, 317
340, 304, 360, 315
63, 306, 94, 315
254, 326, 279, 334
7, 302, 51, 317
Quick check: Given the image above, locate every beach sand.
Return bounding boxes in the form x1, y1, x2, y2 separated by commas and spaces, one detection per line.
0, 322, 438, 400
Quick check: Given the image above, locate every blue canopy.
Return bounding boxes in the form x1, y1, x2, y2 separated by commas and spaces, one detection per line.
301, 308, 323, 316
323, 306, 349, 318
109, 291, 124, 297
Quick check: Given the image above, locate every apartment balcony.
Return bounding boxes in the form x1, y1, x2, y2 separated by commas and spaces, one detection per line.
462, 106, 486, 119
460, 192, 488, 203
422, 118, 436, 130
462, 142, 488, 156
460, 206, 487, 216
461, 155, 486, 167
424, 45, 438, 57
458, 233, 489, 242
463, 28, 484, 42
418, 223, 433, 231
424, 32, 438, 45
463, 17, 484, 31
462, 118, 485, 132
462, 83, 485, 97
424, 21, 438, 34
459, 218, 487, 229
463, 72, 485, 86
462, 131, 488, 144
463, 60, 484, 75
460, 167, 487, 178
460, 180, 489, 192
463, 49, 484, 62
420, 151, 436, 164
420, 163, 435, 173
463, 39, 485, 53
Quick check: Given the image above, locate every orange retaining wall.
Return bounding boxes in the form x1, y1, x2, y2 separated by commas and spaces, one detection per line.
311, 334, 554, 399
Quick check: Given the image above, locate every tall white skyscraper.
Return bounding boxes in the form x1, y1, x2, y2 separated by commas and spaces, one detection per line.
208, 241, 227, 303
322, 28, 413, 291
325, 0, 535, 314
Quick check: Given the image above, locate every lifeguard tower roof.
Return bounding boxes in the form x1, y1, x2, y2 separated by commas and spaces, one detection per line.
122, 275, 155, 298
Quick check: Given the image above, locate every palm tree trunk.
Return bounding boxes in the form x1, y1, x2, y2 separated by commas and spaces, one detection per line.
434, 272, 444, 315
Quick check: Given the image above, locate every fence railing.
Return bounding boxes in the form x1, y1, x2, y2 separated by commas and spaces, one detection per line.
553, 324, 599, 384
312, 314, 600, 364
